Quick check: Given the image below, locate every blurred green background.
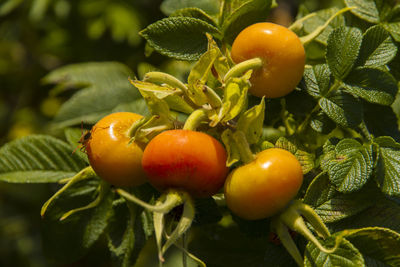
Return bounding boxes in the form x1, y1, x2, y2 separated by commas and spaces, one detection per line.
0, 0, 330, 266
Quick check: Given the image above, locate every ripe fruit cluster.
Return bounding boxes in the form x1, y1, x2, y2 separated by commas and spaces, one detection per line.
85, 111, 303, 221
82, 22, 307, 265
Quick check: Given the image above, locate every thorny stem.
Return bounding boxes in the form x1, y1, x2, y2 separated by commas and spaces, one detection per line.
223, 57, 263, 82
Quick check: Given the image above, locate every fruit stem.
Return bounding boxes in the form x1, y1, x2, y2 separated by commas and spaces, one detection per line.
161, 195, 195, 255
116, 189, 185, 213
233, 130, 255, 164
183, 109, 208, 130
223, 57, 263, 82
299, 6, 356, 45
279, 201, 338, 254
271, 218, 304, 267
293, 200, 330, 239
41, 166, 96, 217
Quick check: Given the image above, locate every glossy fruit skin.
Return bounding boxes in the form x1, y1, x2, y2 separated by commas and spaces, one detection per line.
231, 22, 305, 98
224, 148, 303, 220
85, 112, 147, 187
142, 129, 229, 198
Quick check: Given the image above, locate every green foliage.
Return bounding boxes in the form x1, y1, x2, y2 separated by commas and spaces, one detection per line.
326, 26, 362, 80
304, 236, 364, 267
0, 135, 86, 183
42, 179, 113, 264
374, 136, 400, 196
1, 0, 400, 266
322, 138, 373, 193
43, 62, 146, 128
140, 17, 220, 61
220, 0, 275, 44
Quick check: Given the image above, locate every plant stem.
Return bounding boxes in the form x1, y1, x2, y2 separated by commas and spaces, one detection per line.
293, 201, 330, 239
161, 195, 195, 255
271, 218, 304, 267
299, 6, 356, 45
279, 201, 339, 254
116, 189, 185, 213
223, 57, 263, 82
183, 109, 208, 130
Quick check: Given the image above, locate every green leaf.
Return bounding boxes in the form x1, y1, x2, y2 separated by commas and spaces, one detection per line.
319, 90, 363, 128
140, 17, 220, 61
374, 136, 400, 196
324, 139, 374, 193
330, 196, 400, 233
221, 0, 273, 44
107, 200, 147, 267
326, 26, 362, 80
339, 227, 400, 266
170, 7, 217, 26
357, 25, 397, 67
301, 7, 346, 45
321, 139, 373, 193
304, 174, 377, 223
344, 0, 394, 23
111, 98, 150, 116
304, 236, 364, 267
303, 64, 332, 98
187, 44, 219, 106
275, 137, 315, 174
344, 67, 397, 106
43, 62, 142, 128
237, 98, 265, 144
363, 103, 400, 140
310, 111, 337, 134
160, 0, 220, 16
131, 80, 182, 99
42, 180, 113, 264
218, 73, 250, 123
221, 129, 241, 167
0, 135, 87, 183
43, 61, 134, 93
382, 22, 400, 42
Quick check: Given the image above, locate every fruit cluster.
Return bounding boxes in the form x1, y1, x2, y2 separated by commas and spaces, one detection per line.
78, 23, 322, 266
